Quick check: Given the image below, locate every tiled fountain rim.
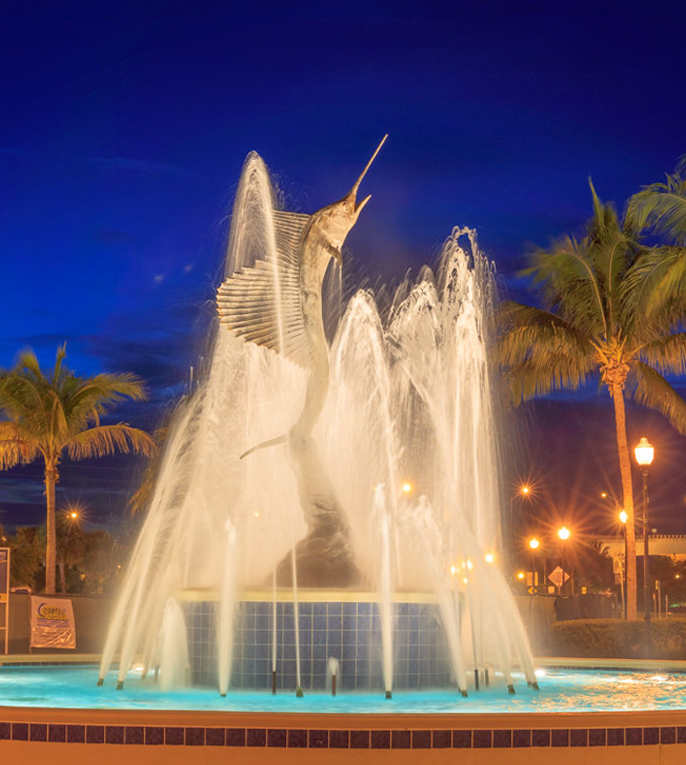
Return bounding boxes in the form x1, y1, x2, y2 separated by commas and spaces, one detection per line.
1, 707, 686, 748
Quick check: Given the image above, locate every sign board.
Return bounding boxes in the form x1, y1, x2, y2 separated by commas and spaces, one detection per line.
29, 596, 76, 650
0, 548, 8, 654
548, 566, 570, 589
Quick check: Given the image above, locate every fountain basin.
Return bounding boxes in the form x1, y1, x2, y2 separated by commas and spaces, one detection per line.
0, 663, 684, 764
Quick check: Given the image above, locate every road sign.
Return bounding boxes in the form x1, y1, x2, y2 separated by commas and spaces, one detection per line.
548, 566, 570, 589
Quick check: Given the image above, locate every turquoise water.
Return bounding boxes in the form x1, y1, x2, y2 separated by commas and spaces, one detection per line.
0, 666, 684, 713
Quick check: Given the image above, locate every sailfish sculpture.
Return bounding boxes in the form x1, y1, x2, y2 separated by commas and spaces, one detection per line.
217, 136, 387, 585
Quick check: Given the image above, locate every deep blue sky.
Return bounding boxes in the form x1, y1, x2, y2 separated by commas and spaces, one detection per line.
2, 1, 686, 535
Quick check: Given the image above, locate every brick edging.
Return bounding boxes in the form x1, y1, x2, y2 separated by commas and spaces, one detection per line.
0, 722, 682, 747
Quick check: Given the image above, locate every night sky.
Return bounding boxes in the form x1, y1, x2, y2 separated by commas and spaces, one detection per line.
2, 1, 686, 537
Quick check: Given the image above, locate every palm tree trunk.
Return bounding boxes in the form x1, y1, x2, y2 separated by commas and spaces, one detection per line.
44, 460, 57, 595
59, 558, 66, 594
611, 385, 637, 620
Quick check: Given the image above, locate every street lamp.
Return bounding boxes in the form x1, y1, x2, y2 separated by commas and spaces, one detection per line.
557, 526, 571, 595
528, 537, 540, 591
634, 437, 654, 628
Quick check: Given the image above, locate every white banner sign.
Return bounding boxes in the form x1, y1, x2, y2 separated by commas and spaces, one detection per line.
30, 597, 76, 650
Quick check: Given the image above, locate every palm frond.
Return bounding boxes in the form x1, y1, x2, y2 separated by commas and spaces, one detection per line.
639, 333, 686, 376
504, 356, 595, 403
64, 424, 157, 461
63, 374, 147, 436
621, 246, 686, 326
0, 421, 39, 468
522, 236, 608, 338
631, 362, 686, 435
52, 344, 68, 385
15, 348, 44, 382
0, 371, 44, 421
498, 302, 594, 366
626, 166, 686, 244
586, 180, 635, 330
497, 302, 596, 403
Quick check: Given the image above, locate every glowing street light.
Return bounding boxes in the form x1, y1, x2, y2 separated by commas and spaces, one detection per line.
484, 552, 495, 563
635, 436, 655, 628
516, 571, 525, 580
528, 537, 540, 593
634, 437, 655, 468
557, 526, 571, 595
619, 509, 628, 525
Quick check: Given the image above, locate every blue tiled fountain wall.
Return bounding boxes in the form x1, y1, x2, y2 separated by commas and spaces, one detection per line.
184, 601, 453, 691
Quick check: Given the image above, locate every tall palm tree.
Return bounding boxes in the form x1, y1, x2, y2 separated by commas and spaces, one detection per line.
0, 346, 156, 594
498, 184, 686, 620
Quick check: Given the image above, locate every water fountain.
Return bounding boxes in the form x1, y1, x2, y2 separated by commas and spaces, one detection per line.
98, 137, 537, 698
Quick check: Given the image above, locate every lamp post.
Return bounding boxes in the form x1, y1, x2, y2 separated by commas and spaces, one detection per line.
557, 526, 571, 595
619, 509, 628, 618
601, 490, 629, 618
634, 437, 655, 630
528, 537, 540, 591
508, 484, 532, 573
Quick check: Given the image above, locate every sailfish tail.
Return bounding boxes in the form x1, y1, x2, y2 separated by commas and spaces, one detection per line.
240, 434, 287, 460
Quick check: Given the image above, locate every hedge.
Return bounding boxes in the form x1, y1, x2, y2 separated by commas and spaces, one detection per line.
549, 618, 686, 659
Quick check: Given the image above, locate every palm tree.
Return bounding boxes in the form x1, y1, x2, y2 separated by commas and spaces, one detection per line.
0, 346, 156, 594
498, 184, 686, 620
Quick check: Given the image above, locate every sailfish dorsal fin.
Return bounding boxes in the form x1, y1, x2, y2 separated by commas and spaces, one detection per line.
217, 210, 314, 368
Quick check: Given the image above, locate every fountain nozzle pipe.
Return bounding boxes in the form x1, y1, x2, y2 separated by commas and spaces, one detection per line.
96, 677, 104, 687
272, 670, 277, 695
331, 674, 336, 697
385, 690, 392, 700
295, 686, 304, 698
116, 681, 124, 691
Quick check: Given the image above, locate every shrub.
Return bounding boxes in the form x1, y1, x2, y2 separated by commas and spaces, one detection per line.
550, 618, 686, 659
